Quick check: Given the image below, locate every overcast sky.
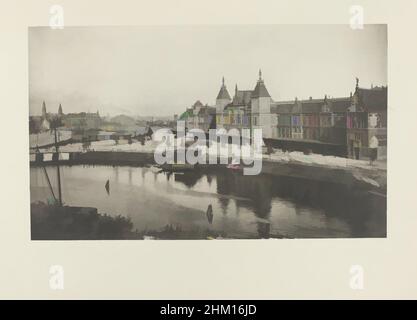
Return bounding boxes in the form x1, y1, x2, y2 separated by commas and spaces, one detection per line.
29, 25, 387, 117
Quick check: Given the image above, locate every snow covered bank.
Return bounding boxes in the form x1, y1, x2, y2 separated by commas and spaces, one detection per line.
38, 137, 385, 173
30, 130, 72, 148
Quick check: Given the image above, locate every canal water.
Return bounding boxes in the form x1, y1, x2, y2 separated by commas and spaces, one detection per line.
30, 165, 386, 239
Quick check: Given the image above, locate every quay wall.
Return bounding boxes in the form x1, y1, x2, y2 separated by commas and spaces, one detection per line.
30, 151, 386, 192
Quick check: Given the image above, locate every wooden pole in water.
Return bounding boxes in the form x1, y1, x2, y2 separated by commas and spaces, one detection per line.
54, 127, 63, 206
43, 166, 57, 202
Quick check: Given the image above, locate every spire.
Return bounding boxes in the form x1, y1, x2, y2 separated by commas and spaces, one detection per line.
216, 76, 231, 101
42, 101, 47, 118
58, 103, 63, 116
252, 70, 270, 98
235, 83, 238, 94
355, 77, 359, 89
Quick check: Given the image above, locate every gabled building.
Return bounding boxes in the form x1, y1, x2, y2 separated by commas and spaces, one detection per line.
251, 70, 273, 139
62, 111, 101, 130
183, 100, 216, 132
216, 70, 274, 139
215, 77, 232, 115
271, 100, 294, 139
219, 84, 252, 132
346, 79, 387, 159
270, 95, 352, 155
179, 73, 387, 159
32, 101, 103, 133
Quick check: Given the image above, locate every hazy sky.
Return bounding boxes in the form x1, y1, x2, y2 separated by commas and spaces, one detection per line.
29, 25, 387, 117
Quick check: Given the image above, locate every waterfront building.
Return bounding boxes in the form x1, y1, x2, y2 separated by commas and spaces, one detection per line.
62, 111, 102, 130
178, 74, 387, 159
216, 71, 274, 139
219, 84, 252, 133
215, 77, 232, 116
346, 79, 387, 159
269, 96, 351, 155
183, 100, 216, 132
250, 70, 273, 139
34, 102, 102, 131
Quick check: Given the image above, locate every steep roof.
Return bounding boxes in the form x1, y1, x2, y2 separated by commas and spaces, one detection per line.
192, 100, 204, 108
330, 97, 351, 112
357, 87, 387, 112
217, 86, 231, 100
271, 101, 294, 113
179, 109, 193, 120
216, 81, 231, 100
251, 80, 271, 98
197, 106, 216, 116
301, 98, 324, 113
271, 96, 352, 114
233, 89, 253, 106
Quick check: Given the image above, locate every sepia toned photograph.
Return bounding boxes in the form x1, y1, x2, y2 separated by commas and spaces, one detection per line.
29, 25, 387, 240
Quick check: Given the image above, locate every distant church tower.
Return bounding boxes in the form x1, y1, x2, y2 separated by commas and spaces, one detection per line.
58, 103, 63, 117
41, 101, 47, 119
215, 76, 231, 114
251, 69, 272, 139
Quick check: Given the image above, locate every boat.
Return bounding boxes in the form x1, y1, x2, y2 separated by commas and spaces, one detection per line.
160, 163, 195, 172
226, 163, 242, 171
227, 157, 242, 171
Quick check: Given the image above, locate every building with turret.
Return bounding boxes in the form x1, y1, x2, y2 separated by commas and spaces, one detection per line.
32, 102, 102, 132
58, 103, 63, 117
178, 72, 387, 159
250, 70, 273, 139
215, 77, 232, 115
216, 70, 273, 139
346, 79, 387, 159
181, 100, 216, 132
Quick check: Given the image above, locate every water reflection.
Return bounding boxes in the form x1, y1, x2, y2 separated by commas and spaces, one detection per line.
30, 165, 386, 239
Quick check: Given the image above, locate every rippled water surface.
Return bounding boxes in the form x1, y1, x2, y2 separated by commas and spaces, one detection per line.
30, 165, 386, 239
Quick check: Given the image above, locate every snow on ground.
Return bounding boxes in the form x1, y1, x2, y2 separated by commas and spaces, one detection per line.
30, 130, 72, 148
266, 149, 376, 170
39, 138, 383, 172
51, 139, 159, 153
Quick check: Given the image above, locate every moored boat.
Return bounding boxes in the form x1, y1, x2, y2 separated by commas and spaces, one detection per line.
160, 163, 195, 172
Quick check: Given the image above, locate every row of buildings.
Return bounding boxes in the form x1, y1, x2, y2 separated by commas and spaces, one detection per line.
29, 101, 102, 133
180, 71, 387, 160
29, 102, 175, 146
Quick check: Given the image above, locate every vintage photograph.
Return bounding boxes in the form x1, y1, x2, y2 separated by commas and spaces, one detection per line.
29, 25, 387, 240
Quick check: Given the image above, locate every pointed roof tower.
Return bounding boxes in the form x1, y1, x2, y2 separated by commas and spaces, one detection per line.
42, 101, 47, 118
58, 103, 63, 116
252, 69, 271, 98
216, 76, 231, 100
